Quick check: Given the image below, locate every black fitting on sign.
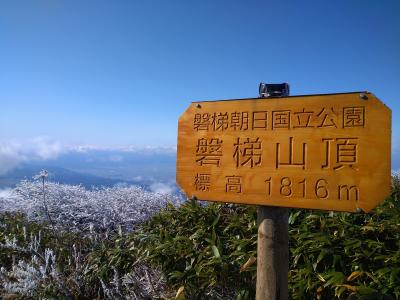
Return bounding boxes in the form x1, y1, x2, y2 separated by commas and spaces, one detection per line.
259, 83, 290, 98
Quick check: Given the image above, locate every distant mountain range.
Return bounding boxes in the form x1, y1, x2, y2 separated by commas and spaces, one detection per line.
2, 145, 398, 192
0, 148, 178, 193
0, 164, 142, 189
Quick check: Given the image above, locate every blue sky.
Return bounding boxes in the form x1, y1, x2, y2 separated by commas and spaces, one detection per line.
1, 1, 399, 152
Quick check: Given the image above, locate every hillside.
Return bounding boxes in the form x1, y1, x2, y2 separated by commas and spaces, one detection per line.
0, 175, 399, 299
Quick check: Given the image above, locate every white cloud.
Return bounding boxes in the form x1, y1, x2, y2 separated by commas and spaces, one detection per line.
0, 137, 65, 175
0, 142, 24, 175
149, 182, 177, 195
29, 137, 63, 160
68, 144, 177, 154
0, 138, 176, 175
121, 145, 177, 154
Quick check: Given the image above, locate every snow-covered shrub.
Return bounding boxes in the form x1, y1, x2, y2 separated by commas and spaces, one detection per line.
0, 179, 181, 233
0, 176, 181, 298
99, 266, 170, 299
0, 210, 172, 299
0, 249, 61, 297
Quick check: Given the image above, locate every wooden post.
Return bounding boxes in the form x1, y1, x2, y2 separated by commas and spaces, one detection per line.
256, 83, 289, 300
256, 206, 288, 300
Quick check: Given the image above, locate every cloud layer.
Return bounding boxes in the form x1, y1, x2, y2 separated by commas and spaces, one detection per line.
149, 182, 177, 194
1, 133, 399, 178
0, 137, 64, 175
0, 143, 22, 176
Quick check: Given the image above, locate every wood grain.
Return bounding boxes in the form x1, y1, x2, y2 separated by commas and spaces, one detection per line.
176, 92, 391, 212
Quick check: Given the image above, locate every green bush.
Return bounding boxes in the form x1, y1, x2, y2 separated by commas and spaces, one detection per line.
134, 191, 400, 299
289, 198, 400, 299
131, 201, 257, 299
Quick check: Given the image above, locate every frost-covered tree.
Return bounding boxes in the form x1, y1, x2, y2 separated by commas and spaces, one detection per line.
0, 173, 182, 233
0, 173, 181, 298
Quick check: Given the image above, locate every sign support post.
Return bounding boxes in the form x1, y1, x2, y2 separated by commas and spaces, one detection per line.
177, 87, 391, 299
256, 206, 288, 299
256, 83, 290, 300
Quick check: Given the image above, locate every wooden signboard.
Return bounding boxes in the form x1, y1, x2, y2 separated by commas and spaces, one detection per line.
176, 92, 391, 212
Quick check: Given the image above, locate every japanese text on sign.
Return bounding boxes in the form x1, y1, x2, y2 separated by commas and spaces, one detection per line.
177, 93, 391, 213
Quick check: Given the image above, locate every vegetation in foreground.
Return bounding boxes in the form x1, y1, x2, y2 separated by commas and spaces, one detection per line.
135, 192, 400, 299
0, 173, 399, 299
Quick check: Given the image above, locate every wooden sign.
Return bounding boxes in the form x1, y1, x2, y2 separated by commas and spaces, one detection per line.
176, 92, 391, 212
